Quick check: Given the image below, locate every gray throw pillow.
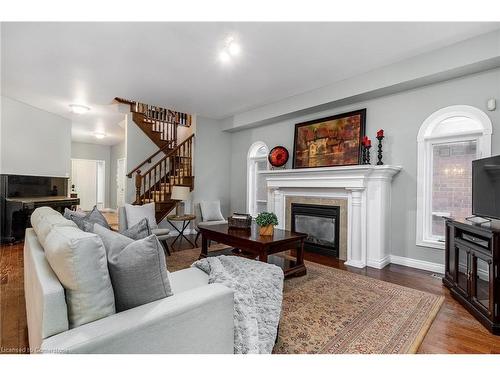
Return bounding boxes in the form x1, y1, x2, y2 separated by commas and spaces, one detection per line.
92, 224, 172, 312
121, 217, 151, 240
63, 208, 86, 220
84, 218, 150, 238
69, 205, 110, 231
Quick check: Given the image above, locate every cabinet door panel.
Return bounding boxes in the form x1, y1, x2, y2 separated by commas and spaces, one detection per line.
471, 251, 493, 317
455, 244, 469, 297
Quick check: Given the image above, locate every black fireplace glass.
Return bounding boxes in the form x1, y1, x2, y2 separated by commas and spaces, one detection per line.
291, 203, 340, 257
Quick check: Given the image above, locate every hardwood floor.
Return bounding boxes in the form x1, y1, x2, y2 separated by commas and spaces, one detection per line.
2, 233, 500, 353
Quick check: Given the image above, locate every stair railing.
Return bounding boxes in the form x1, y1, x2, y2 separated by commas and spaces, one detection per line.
127, 142, 175, 178
135, 134, 194, 205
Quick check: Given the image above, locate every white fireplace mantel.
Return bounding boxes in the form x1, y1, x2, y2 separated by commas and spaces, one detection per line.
260, 165, 402, 269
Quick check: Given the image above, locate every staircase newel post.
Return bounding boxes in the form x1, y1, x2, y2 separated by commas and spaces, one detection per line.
135, 170, 142, 204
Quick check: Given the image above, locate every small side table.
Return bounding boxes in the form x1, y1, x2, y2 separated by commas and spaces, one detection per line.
166, 214, 197, 249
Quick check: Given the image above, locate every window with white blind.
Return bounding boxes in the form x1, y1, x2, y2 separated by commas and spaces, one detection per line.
416, 105, 492, 249
247, 141, 269, 217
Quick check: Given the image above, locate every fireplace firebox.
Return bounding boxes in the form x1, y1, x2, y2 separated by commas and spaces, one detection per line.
291, 203, 340, 257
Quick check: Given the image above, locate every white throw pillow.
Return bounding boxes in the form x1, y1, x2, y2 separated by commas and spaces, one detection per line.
31, 207, 77, 247
124, 202, 158, 229
44, 226, 116, 328
200, 201, 225, 221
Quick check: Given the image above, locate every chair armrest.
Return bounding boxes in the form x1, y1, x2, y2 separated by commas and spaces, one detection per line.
40, 284, 234, 354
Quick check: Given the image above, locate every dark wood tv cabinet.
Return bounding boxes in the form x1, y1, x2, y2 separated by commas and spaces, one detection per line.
443, 218, 500, 334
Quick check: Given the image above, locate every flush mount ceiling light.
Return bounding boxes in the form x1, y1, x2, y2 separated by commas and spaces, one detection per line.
219, 37, 241, 63
227, 38, 241, 56
94, 131, 106, 139
69, 104, 90, 114
219, 50, 231, 63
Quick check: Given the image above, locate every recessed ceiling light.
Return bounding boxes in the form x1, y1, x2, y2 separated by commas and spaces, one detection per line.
219, 50, 231, 63
227, 41, 241, 56
69, 104, 90, 114
94, 131, 106, 139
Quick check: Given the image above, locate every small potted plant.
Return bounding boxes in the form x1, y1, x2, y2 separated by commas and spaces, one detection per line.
255, 212, 278, 236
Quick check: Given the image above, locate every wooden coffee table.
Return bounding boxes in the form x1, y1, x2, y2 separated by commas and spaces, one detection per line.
198, 223, 307, 278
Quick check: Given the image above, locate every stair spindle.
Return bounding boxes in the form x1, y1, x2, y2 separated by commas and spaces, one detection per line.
135, 170, 142, 204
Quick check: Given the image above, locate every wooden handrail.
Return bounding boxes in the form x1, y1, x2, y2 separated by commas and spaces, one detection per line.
141, 134, 194, 177
126, 142, 173, 178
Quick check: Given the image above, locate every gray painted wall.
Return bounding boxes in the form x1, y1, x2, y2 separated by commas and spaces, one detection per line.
228, 68, 500, 265
194, 116, 231, 217
1, 96, 72, 177
71, 142, 112, 209
110, 141, 126, 209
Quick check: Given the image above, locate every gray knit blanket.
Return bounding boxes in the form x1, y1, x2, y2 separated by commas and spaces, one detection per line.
192, 255, 284, 354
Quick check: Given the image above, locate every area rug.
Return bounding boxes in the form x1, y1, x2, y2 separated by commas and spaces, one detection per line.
167, 247, 444, 354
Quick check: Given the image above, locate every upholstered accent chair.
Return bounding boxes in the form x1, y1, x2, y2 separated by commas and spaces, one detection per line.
119, 205, 171, 255
194, 201, 228, 246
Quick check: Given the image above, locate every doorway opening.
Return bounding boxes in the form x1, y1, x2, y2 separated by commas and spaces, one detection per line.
71, 158, 106, 211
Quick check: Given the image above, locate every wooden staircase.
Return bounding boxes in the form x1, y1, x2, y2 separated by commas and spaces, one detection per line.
116, 97, 194, 222
115, 97, 192, 150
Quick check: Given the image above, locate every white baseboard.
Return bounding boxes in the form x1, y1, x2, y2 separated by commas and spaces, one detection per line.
344, 259, 366, 269
389, 255, 445, 274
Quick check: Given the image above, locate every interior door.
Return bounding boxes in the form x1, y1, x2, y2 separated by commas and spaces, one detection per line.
116, 158, 126, 208
71, 159, 97, 211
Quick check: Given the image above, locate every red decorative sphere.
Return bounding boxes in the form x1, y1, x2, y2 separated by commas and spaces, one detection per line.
268, 146, 289, 167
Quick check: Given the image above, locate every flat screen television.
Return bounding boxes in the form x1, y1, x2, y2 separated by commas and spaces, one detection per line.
472, 155, 500, 220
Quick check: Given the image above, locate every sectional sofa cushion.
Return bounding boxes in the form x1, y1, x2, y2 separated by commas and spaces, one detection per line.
43, 226, 115, 328
30, 207, 78, 247
200, 201, 225, 221
93, 224, 172, 312
124, 202, 158, 229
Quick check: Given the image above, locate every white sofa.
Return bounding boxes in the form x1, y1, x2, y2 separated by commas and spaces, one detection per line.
24, 221, 235, 353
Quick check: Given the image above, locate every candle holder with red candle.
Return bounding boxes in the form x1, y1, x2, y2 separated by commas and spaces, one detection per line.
361, 136, 368, 164
376, 129, 384, 165
365, 138, 372, 165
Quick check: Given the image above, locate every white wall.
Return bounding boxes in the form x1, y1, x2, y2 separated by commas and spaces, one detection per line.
1, 96, 71, 177
227, 68, 500, 266
110, 140, 126, 209
71, 142, 112, 208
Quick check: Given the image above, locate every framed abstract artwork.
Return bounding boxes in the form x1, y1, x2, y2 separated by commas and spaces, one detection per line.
292, 109, 366, 169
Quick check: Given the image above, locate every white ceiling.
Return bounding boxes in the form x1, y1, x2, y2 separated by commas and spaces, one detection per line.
2, 22, 500, 145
